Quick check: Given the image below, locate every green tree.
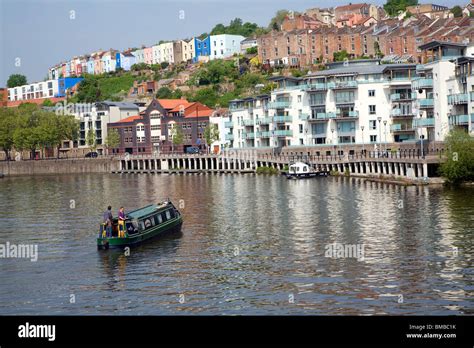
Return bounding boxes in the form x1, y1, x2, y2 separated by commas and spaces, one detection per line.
440, 129, 474, 184
0, 107, 18, 160
333, 50, 350, 62
268, 10, 292, 31
156, 87, 174, 99
383, 0, 418, 17
171, 124, 184, 153
42, 99, 55, 107
246, 46, 258, 55
450, 6, 463, 18
204, 123, 220, 153
7, 74, 27, 88
105, 128, 120, 155
86, 128, 97, 152
76, 77, 102, 102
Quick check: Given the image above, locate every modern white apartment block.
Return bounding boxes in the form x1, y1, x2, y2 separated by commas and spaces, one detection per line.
209, 34, 246, 60
226, 60, 418, 149
226, 42, 474, 150
57, 101, 139, 153
8, 80, 59, 101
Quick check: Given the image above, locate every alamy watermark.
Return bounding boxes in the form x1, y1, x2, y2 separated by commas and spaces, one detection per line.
0, 241, 38, 262
324, 243, 365, 261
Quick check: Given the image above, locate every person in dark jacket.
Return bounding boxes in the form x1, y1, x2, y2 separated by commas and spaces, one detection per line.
103, 206, 113, 237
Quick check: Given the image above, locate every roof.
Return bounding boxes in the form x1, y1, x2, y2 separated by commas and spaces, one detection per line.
100, 101, 139, 109
336, 3, 368, 11
157, 99, 189, 109
419, 40, 468, 50
185, 109, 214, 118
169, 101, 193, 112
127, 202, 170, 220
310, 62, 416, 77
114, 115, 141, 123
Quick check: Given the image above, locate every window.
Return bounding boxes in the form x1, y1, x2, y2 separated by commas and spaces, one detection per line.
369, 120, 376, 130
368, 90, 375, 97
151, 125, 161, 130
299, 124, 303, 134
369, 105, 376, 114
297, 95, 302, 103
165, 210, 171, 220
370, 135, 377, 143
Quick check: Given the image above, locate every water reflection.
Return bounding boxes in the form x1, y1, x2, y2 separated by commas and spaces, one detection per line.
0, 174, 472, 315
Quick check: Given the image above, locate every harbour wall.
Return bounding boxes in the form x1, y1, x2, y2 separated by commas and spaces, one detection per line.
0, 158, 119, 176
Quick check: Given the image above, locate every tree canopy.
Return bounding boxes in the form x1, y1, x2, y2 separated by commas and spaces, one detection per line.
383, 0, 418, 17
0, 104, 79, 160
210, 18, 262, 37
440, 129, 474, 184
7, 74, 27, 88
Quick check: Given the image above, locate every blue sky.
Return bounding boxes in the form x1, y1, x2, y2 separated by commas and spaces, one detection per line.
0, 0, 466, 85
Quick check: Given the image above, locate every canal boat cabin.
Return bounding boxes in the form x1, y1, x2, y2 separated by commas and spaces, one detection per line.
97, 201, 182, 250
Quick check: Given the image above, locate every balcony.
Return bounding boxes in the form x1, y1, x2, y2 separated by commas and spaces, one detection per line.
274, 115, 292, 122
308, 112, 336, 121
298, 114, 310, 120
256, 117, 272, 125
243, 132, 255, 139
304, 83, 327, 91
225, 134, 234, 140
335, 111, 358, 120
242, 119, 255, 126
413, 118, 435, 127
391, 109, 414, 118
328, 81, 357, 89
258, 131, 272, 138
419, 98, 434, 108
391, 124, 414, 132
447, 93, 469, 105
412, 78, 433, 90
449, 114, 469, 125
224, 121, 233, 128
268, 100, 290, 109
274, 130, 293, 137
390, 93, 413, 101
335, 98, 355, 105
229, 105, 246, 112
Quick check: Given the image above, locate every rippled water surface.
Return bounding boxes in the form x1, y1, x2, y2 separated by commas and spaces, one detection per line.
0, 174, 472, 315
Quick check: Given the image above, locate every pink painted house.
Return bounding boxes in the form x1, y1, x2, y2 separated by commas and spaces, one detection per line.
144, 47, 153, 65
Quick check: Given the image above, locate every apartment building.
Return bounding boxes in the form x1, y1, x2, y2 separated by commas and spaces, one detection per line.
7, 77, 83, 103
413, 41, 474, 142
108, 99, 213, 154
209, 34, 246, 60
226, 59, 419, 150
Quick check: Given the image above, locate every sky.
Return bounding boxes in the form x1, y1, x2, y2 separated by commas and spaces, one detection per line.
0, 0, 467, 85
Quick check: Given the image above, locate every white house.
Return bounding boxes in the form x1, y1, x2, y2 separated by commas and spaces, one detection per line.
209, 34, 246, 60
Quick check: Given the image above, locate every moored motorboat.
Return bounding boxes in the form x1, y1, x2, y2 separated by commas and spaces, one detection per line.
286, 162, 329, 179
97, 200, 182, 250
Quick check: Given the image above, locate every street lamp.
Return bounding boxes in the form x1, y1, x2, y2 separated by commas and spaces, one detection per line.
420, 134, 425, 159
377, 117, 382, 157
383, 120, 387, 153
331, 128, 335, 156
360, 125, 365, 157
337, 125, 341, 158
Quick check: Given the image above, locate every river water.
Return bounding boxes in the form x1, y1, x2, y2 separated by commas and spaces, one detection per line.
0, 174, 472, 315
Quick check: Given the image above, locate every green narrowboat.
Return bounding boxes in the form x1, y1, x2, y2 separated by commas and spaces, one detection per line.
97, 200, 183, 250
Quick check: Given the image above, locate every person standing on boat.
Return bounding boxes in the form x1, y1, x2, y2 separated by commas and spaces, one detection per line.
103, 206, 113, 237
118, 207, 126, 238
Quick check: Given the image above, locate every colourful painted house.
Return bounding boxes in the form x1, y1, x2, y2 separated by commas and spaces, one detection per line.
194, 36, 211, 62
144, 46, 153, 65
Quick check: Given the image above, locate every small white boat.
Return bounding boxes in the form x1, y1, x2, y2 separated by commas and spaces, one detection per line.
286, 162, 328, 179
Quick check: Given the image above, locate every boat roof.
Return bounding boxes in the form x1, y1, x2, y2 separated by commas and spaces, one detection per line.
127, 202, 171, 220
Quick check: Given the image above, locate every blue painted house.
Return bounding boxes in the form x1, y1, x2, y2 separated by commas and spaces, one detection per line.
116, 51, 136, 71
87, 58, 95, 74
57, 77, 84, 97
194, 36, 211, 62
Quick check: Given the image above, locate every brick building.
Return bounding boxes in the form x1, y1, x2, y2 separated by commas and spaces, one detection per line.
108, 99, 214, 154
